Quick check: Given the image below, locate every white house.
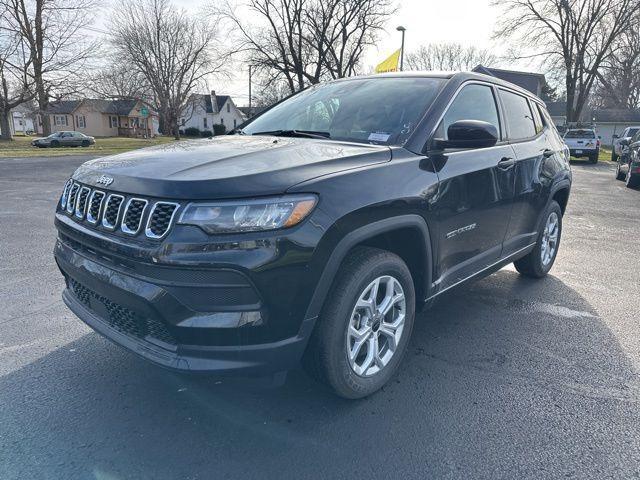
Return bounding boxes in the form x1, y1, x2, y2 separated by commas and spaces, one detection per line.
180, 91, 245, 133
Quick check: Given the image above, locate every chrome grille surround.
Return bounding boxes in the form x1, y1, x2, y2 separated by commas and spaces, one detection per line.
66, 183, 80, 214
86, 190, 105, 224
60, 179, 73, 209
59, 179, 181, 240
101, 194, 125, 230
145, 202, 180, 239
74, 186, 91, 219
121, 198, 149, 235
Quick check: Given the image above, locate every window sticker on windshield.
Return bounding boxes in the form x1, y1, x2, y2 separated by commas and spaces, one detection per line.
368, 132, 390, 142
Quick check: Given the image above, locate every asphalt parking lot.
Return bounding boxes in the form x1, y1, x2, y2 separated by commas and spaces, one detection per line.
1, 155, 640, 479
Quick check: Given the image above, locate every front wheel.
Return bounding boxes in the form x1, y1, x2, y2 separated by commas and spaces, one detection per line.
626, 170, 639, 189
81, 140, 90, 147
303, 247, 415, 399
514, 201, 563, 278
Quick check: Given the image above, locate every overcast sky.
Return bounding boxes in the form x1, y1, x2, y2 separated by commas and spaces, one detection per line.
99, 0, 536, 106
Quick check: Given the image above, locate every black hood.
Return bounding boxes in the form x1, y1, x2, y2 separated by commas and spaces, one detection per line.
73, 136, 391, 199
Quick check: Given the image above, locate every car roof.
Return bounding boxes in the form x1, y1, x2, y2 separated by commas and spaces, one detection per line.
331, 71, 545, 104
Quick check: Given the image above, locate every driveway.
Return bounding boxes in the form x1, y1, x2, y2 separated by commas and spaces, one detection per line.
1, 156, 639, 479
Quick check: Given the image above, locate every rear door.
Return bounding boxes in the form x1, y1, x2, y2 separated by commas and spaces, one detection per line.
500, 90, 555, 253
431, 82, 517, 291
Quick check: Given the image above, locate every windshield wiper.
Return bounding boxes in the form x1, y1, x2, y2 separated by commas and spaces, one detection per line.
251, 129, 331, 139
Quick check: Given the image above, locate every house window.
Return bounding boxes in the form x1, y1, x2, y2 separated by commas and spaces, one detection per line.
203, 117, 208, 128
220, 118, 224, 125
110, 116, 118, 128
76, 115, 86, 128
227, 103, 230, 113
234, 119, 237, 128
54, 115, 68, 126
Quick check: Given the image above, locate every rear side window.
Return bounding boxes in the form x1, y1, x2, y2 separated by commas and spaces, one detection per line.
435, 84, 501, 140
500, 89, 537, 140
531, 102, 544, 134
564, 129, 595, 139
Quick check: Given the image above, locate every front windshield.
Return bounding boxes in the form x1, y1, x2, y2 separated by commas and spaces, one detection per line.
242, 77, 445, 146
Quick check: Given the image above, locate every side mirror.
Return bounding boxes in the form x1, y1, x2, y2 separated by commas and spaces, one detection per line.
436, 120, 499, 150
619, 138, 630, 146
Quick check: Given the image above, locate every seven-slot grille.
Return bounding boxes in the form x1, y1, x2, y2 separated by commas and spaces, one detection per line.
60, 181, 179, 239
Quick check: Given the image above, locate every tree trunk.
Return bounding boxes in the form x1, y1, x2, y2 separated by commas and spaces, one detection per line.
0, 110, 13, 140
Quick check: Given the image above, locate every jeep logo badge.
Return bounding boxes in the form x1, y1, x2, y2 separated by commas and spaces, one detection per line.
96, 175, 114, 187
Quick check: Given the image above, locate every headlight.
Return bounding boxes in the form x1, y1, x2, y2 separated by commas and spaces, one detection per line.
178, 194, 317, 234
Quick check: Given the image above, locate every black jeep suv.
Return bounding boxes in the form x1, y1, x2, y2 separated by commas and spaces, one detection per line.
54, 72, 571, 398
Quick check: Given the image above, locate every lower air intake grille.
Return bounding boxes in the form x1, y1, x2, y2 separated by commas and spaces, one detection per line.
69, 278, 176, 347
147, 202, 178, 238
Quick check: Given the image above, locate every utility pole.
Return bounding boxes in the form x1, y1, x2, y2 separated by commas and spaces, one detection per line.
248, 65, 253, 114
396, 26, 406, 71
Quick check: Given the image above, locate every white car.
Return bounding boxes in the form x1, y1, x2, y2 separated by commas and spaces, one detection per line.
612, 126, 640, 162
563, 128, 600, 164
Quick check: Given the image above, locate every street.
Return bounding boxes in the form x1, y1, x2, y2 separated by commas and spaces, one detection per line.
1, 155, 639, 479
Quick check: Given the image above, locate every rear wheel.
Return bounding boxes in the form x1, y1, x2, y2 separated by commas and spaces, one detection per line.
588, 152, 598, 164
514, 201, 562, 278
303, 247, 415, 399
611, 151, 618, 162
626, 169, 639, 188
616, 163, 626, 180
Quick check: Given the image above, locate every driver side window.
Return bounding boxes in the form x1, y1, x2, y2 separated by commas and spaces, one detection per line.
435, 84, 501, 140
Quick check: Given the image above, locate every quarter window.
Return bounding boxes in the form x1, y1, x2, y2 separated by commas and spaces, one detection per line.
435, 84, 501, 141
500, 90, 537, 140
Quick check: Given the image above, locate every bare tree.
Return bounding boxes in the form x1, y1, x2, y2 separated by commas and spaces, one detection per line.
110, 0, 225, 139
493, 0, 639, 122
405, 43, 497, 72
592, 15, 640, 110
221, 0, 393, 94
0, 21, 35, 140
0, 0, 98, 135
87, 61, 152, 101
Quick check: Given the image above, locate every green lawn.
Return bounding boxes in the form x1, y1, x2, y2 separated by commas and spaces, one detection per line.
0, 135, 180, 158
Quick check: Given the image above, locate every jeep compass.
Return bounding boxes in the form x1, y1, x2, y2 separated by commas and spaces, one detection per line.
54, 72, 571, 399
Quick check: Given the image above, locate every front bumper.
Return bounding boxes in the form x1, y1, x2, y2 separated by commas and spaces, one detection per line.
55, 234, 316, 375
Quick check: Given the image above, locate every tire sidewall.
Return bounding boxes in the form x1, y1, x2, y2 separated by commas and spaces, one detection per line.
322, 253, 415, 398
531, 201, 563, 276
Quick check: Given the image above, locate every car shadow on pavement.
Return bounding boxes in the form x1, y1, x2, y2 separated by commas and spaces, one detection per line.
2, 269, 639, 479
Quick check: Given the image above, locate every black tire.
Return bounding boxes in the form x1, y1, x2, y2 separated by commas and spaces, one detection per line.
50, 140, 59, 147
626, 171, 639, 189
303, 246, 416, 399
81, 140, 90, 147
611, 151, 618, 163
514, 200, 563, 278
616, 163, 626, 180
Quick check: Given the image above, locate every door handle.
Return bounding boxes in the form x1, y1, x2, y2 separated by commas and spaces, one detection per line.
542, 149, 554, 158
497, 157, 515, 170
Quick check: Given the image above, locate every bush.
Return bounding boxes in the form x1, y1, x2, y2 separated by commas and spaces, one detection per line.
201, 130, 213, 138
213, 124, 226, 136
178, 129, 184, 135
184, 127, 200, 137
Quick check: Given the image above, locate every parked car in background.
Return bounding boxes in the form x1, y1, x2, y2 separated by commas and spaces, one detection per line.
563, 128, 600, 163
612, 126, 640, 162
32, 131, 95, 148
615, 130, 640, 188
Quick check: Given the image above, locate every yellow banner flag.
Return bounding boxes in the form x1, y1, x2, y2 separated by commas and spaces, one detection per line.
375, 49, 401, 74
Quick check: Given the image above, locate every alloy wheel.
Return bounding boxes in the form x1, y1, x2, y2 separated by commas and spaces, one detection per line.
346, 275, 406, 377
541, 211, 559, 266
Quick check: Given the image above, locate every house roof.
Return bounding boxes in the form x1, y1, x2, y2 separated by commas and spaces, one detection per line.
44, 98, 146, 116
472, 65, 546, 96
46, 100, 82, 114
194, 93, 232, 113
546, 101, 566, 117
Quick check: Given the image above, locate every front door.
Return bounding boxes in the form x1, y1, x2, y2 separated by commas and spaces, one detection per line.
430, 83, 516, 291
